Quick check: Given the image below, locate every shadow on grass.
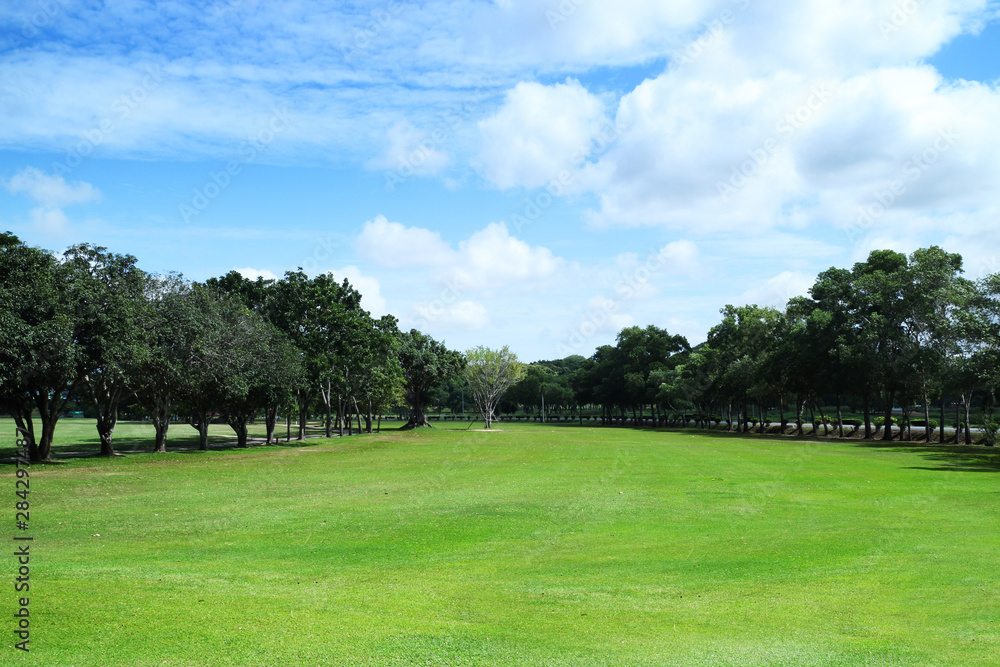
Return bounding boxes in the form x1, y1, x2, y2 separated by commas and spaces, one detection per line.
853, 440, 1000, 472
538, 420, 1000, 473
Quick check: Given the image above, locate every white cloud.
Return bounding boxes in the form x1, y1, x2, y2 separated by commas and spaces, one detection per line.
334, 265, 389, 317
475, 79, 610, 189
5, 167, 100, 207
366, 120, 450, 176
28, 207, 70, 234
450, 222, 563, 290
739, 271, 815, 308
233, 267, 278, 281
412, 299, 489, 332
355, 215, 454, 268
355, 217, 563, 294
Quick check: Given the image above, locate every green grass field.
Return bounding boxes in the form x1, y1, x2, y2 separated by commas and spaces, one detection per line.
2, 419, 999, 665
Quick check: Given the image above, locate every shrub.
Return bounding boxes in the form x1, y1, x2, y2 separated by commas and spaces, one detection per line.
981, 418, 998, 447
910, 419, 939, 429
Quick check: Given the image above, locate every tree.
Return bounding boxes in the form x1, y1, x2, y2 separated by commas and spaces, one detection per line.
0, 234, 83, 462
902, 247, 965, 442
267, 271, 365, 439
463, 345, 526, 429
398, 330, 464, 428
63, 244, 151, 456
135, 274, 198, 453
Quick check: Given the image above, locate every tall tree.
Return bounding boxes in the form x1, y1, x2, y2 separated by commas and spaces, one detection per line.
64, 244, 151, 456
398, 330, 464, 428
135, 274, 198, 453
0, 233, 81, 461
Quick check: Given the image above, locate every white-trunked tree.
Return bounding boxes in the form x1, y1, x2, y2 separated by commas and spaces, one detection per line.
464, 345, 525, 429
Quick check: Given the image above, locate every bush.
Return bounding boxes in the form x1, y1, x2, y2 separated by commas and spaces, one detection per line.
910, 419, 939, 429
982, 418, 998, 447
872, 416, 898, 427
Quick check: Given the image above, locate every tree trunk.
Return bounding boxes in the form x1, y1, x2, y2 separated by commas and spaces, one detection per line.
836, 394, 844, 439
324, 380, 333, 438
939, 395, 946, 443
779, 395, 786, 434
955, 402, 961, 444
228, 414, 249, 448
963, 395, 973, 445
922, 386, 932, 443
98, 415, 117, 457
863, 393, 872, 440
264, 403, 278, 444
882, 390, 894, 441
795, 395, 804, 437
11, 407, 37, 459
191, 410, 211, 450
151, 394, 171, 453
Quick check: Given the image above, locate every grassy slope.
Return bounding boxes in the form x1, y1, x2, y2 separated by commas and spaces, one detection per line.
2, 421, 999, 666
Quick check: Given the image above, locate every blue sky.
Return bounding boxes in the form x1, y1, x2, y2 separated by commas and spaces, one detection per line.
2, 0, 999, 361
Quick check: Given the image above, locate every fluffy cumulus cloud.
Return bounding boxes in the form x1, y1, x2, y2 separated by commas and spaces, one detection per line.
739, 270, 815, 308
4, 167, 100, 207
334, 265, 389, 317
467, 0, 1000, 268
474, 79, 609, 189
355, 215, 454, 268
4, 166, 101, 233
450, 222, 564, 289
356, 216, 563, 294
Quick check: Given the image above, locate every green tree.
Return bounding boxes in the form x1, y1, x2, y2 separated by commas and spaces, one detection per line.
463, 345, 526, 429
398, 330, 464, 428
0, 233, 80, 461
63, 244, 151, 456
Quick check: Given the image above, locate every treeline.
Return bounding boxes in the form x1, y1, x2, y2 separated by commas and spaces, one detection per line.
501, 247, 1000, 445
4, 236, 999, 461
1, 233, 454, 462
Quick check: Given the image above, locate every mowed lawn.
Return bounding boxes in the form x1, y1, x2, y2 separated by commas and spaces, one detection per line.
2, 421, 999, 666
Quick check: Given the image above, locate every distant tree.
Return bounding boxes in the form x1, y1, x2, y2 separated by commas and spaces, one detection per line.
398, 330, 464, 428
464, 345, 526, 429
